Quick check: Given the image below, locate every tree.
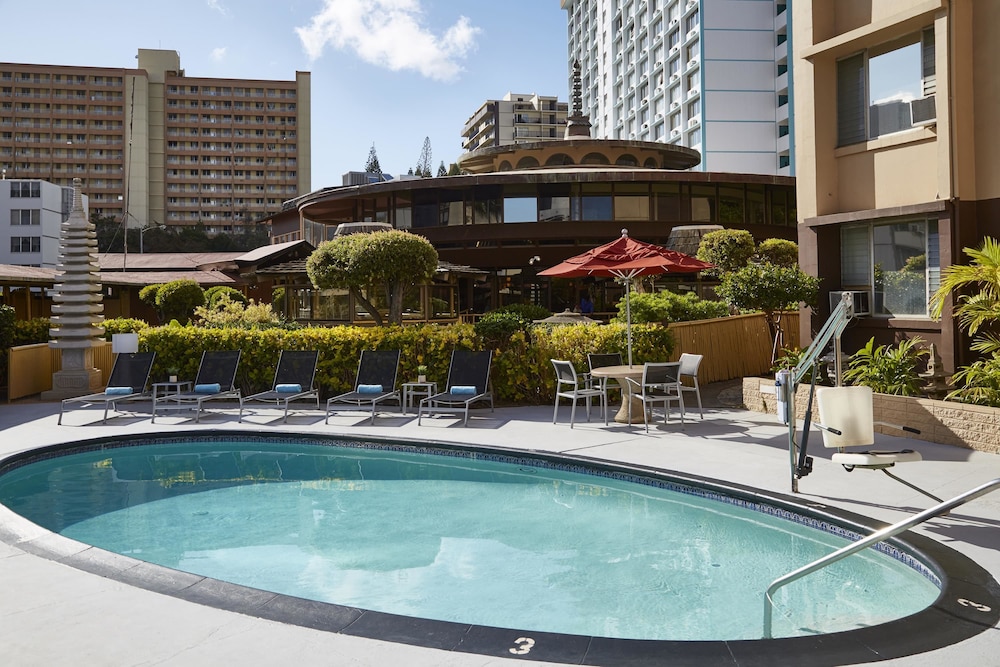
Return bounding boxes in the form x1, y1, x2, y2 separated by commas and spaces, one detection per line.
447, 162, 462, 176
306, 230, 438, 326
437, 161, 447, 177
416, 137, 432, 177
365, 143, 382, 176
715, 263, 820, 361
755, 238, 799, 267
154, 279, 206, 324
696, 229, 755, 275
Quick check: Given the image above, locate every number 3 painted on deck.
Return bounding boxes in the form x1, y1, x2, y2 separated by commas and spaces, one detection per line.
958, 598, 992, 612
509, 637, 535, 655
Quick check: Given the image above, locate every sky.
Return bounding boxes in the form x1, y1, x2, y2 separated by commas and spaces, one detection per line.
0, 0, 570, 190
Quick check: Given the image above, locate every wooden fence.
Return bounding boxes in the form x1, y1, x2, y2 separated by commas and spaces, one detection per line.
7, 341, 114, 402
666, 312, 799, 385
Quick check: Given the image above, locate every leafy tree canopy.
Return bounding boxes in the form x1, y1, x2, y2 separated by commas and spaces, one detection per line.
715, 263, 820, 360
306, 230, 438, 326
755, 238, 799, 267
696, 229, 756, 275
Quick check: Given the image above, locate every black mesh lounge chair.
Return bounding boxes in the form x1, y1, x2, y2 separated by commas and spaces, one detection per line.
58, 351, 156, 425
418, 349, 494, 426
151, 350, 242, 423
326, 349, 401, 424
239, 350, 320, 423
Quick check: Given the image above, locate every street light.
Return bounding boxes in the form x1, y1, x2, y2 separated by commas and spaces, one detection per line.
139, 221, 166, 254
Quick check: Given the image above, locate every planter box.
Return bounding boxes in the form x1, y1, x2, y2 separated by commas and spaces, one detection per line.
742, 377, 999, 455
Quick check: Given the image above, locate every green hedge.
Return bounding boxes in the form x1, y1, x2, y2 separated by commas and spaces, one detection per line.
135, 322, 675, 405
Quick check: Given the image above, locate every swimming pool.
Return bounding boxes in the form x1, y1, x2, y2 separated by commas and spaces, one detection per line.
0, 432, 996, 665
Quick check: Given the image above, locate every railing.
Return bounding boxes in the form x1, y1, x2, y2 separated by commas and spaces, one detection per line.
7, 342, 114, 402
763, 478, 1000, 638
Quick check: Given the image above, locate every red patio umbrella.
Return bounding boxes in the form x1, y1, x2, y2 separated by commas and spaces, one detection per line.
538, 229, 713, 364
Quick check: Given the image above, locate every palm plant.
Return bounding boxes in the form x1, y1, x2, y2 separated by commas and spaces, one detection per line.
930, 236, 1000, 355
843, 336, 928, 396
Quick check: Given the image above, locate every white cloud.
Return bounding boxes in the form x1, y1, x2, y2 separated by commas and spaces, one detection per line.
210, 47, 227, 63
295, 0, 480, 82
872, 90, 917, 105
207, 0, 228, 15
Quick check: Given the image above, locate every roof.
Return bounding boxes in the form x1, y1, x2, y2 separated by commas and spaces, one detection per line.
234, 239, 313, 264
255, 258, 488, 277
0, 264, 58, 284
98, 252, 242, 271
99, 270, 239, 286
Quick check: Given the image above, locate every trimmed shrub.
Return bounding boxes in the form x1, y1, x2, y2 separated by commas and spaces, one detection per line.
204, 286, 248, 308
13, 317, 51, 346
493, 303, 551, 321
616, 291, 729, 324
475, 311, 533, 350
155, 279, 205, 324
102, 317, 150, 340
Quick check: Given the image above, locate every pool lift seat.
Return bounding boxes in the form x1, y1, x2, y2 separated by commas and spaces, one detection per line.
780, 292, 940, 502
814, 385, 942, 503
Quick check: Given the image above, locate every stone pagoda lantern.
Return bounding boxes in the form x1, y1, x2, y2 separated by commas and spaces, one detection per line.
42, 178, 105, 399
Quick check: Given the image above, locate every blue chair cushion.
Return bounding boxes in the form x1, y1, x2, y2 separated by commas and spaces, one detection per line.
194, 383, 222, 394
104, 386, 133, 395
275, 383, 302, 393
450, 385, 477, 395
358, 384, 383, 394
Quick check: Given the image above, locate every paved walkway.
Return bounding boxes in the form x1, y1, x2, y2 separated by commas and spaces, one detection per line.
1, 391, 998, 666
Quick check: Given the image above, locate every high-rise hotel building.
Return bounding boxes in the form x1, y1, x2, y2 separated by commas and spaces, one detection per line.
0, 49, 310, 232
561, 0, 791, 175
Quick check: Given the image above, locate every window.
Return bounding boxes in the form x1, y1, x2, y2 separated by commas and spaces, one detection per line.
10, 181, 40, 197
10, 236, 41, 253
10, 209, 40, 225
840, 219, 939, 316
837, 28, 935, 146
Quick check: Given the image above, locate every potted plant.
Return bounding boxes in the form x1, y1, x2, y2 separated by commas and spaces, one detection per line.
417, 364, 428, 383
167, 366, 179, 383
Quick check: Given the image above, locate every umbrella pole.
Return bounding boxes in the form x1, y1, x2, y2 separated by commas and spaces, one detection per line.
626, 279, 633, 366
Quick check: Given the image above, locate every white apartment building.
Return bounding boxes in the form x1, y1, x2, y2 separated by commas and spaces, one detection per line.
0, 178, 88, 267
461, 93, 569, 152
561, 0, 791, 175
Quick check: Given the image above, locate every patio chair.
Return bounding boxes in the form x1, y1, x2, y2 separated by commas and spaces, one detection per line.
587, 352, 624, 402
551, 359, 607, 428
418, 350, 494, 426
58, 351, 156, 425
816, 385, 941, 502
151, 350, 242, 423
625, 362, 685, 433
239, 350, 320, 423
326, 349, 401, 424
677, 353, 704, 418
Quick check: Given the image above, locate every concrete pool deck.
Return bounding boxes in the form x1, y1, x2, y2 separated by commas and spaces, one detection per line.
1, 394, 998, 666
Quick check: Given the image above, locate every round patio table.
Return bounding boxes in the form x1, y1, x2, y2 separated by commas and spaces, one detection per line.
590, 364, 646, 424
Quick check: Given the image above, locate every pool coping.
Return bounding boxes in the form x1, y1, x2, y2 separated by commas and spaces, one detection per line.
1, 429, 998, 667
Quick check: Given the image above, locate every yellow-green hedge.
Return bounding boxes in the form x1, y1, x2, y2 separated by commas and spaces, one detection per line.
137, 323, 674, 406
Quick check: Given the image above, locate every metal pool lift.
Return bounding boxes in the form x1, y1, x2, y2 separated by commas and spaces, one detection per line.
776, 292, 936, 500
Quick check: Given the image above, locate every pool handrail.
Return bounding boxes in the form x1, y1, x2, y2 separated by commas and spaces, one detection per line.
762, 477, 1000, 638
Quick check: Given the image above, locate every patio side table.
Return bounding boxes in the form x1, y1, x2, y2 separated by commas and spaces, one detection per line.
402, 381, 437, 413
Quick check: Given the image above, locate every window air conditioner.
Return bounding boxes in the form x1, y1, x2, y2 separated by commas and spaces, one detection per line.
655, 60, 662, 68
670, 45, 679, 54
670, 101, 680, 109
910, 96, 936, 127
671, 128, 681, 137
670, 73, 680, 81
655, 113, 663, 119
669, 18, 679, 27
642, 122, 649, 129
829, 290, 871, 316
688, 117, 699, 127
687, 28, 698, 39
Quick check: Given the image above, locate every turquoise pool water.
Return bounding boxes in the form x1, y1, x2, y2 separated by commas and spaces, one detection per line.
0, 438, 940, 641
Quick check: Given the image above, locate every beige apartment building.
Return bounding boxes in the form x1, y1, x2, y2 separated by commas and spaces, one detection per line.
793, 0, 1000, 372
461, 93, 568, 152
0, 49, 310, 233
